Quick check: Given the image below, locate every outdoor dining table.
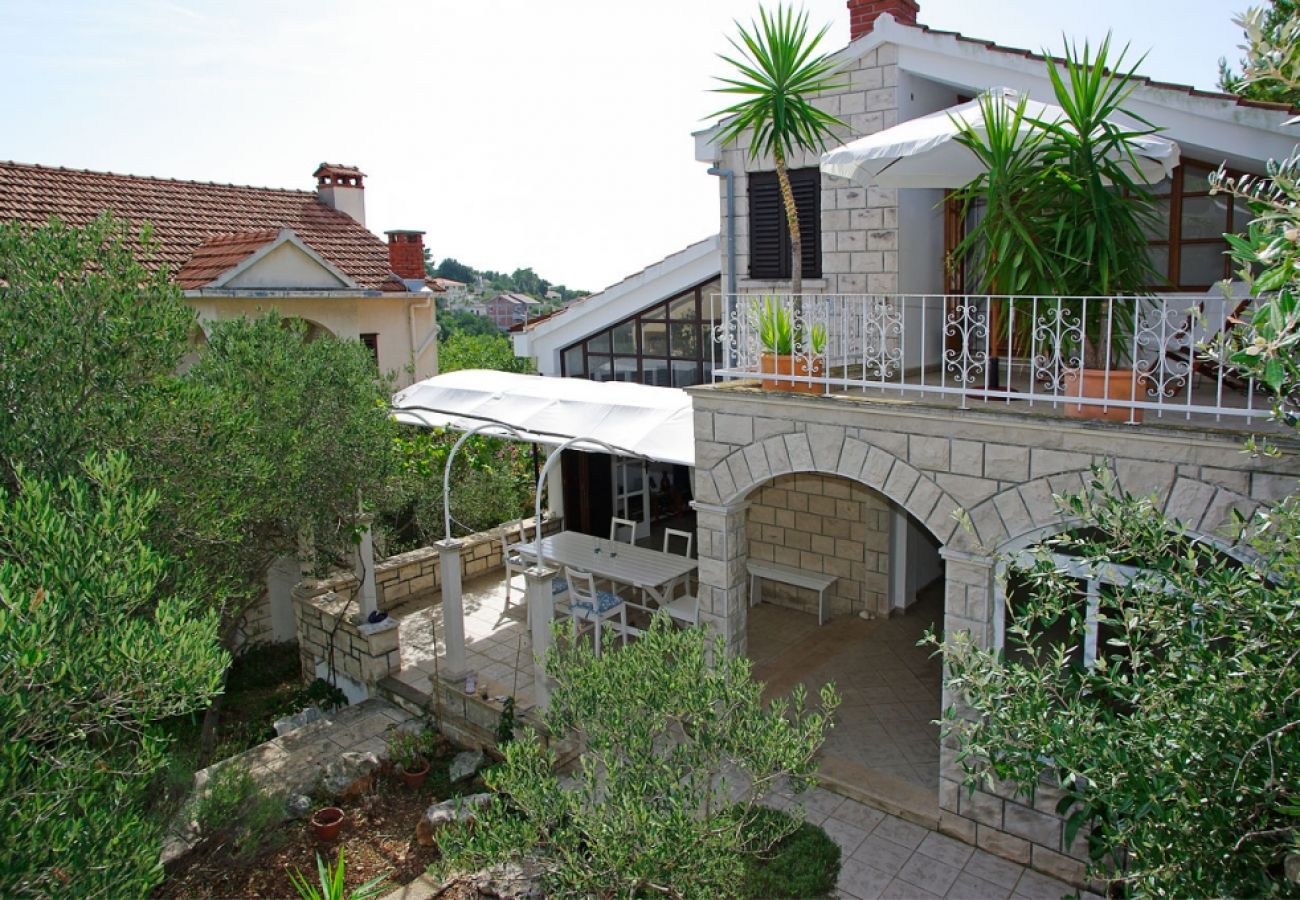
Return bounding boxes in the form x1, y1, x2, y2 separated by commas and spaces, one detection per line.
510, 530, 697, 614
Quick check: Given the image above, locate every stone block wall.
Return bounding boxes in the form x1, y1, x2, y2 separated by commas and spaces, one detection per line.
293, 589, 401, 694
716, 44, 900, 297
746, 472, 890, 617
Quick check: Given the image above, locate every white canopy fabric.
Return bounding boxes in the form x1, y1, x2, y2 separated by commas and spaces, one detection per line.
392, 369, 696, 467
820, 87, 1181, 189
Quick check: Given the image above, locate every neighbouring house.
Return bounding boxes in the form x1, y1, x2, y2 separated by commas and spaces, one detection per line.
431, 276, 469, 299
0, 160, 441, 389
512, 235, 720, 540
484, 290, 539, 330
689, 0, 1300, 886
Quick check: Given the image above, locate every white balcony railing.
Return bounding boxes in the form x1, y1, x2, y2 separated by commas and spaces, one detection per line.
709, 293, 1269, 425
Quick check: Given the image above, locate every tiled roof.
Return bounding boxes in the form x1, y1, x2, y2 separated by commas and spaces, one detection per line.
174, 229, 280, 289
0, 161, 409, 292
903, 23, 1300, 117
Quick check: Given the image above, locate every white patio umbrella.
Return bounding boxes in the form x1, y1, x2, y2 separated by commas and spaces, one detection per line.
820, 87, 1180, 189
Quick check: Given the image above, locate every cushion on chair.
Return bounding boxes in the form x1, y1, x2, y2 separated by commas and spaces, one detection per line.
571, 590, 621, 615
507, 552, 525, 567
552, 578, 569, 595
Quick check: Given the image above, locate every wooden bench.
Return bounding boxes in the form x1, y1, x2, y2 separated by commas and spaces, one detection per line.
746, 561, 838, 626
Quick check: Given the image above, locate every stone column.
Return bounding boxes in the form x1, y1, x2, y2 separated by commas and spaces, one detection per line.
691, 500, 750, 657
354, 514, 379, 621
435, 538, 468, 682
524, 564, 558, 710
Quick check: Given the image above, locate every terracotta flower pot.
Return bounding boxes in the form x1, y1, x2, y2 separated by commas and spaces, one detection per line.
399, 758, 430, 789
760, 353, 825, 394
310, 806, 345, 841
1061, 368, 1147, 423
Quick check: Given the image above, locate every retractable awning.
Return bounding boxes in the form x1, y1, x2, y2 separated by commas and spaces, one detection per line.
391, 369, 696, 467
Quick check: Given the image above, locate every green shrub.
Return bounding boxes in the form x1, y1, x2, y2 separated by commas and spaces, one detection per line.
191, 763, 287, 860
741, 806, 841, 899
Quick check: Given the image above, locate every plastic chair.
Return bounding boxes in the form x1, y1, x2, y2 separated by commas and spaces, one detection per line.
662, 593, 700, 628
660, 528, 694, 603
563, 567, 627, 656
501, 518, 527, 608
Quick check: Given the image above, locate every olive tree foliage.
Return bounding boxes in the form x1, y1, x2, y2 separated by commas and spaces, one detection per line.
438, 615, 840, 898
0, 215, 192, 487
0, 453, 227, 897
1218, 1, 1300, 107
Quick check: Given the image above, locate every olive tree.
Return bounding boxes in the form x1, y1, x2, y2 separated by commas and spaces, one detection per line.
438, 615, 840, 898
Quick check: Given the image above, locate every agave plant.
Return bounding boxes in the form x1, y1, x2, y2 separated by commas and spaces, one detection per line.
755, 296, 826, 356
288, 847, 389, 900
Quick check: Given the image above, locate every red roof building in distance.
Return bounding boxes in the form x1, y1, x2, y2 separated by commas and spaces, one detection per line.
0, 160, 441, 385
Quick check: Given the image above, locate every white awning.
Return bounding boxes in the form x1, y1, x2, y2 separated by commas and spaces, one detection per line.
391, 369, 695, 467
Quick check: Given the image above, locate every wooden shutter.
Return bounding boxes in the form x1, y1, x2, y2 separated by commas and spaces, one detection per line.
747, 168, 821, 280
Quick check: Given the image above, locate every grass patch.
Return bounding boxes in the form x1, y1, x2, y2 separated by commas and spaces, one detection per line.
741, 805, 841, 899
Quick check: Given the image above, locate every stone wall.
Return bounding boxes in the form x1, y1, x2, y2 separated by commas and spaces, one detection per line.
716, 44, 900, 297
746, 472, 890, 618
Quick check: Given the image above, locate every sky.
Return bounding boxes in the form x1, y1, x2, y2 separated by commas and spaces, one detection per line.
0, 0, 1251, 292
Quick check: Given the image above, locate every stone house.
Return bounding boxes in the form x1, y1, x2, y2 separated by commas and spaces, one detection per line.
0, 160, 440, 388
484, 291, 539, 330
688, 0, 1300, 886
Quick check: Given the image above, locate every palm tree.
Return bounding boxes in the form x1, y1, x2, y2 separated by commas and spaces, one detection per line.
712, 4, 847, 296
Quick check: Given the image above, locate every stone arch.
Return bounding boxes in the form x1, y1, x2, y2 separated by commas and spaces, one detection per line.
281, 315, 334, 342
701, 431, 973, 551
973, 469, 1261, 559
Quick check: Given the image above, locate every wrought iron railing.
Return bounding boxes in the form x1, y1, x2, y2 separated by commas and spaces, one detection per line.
709, 292, 1268, 425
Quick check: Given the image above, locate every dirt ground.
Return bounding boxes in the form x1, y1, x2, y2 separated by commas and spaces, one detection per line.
157, 762, 465, 899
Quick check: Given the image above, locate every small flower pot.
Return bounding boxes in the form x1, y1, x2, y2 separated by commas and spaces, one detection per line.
399, 758, 430, 789
310, 806, 345, 841
760, 353, 825, 394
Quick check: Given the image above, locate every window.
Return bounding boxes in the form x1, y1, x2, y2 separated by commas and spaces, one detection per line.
359, 332, 379, 365
559, 277, 721, 388
1143, 159, 1252, 290
748, 168, 821, 280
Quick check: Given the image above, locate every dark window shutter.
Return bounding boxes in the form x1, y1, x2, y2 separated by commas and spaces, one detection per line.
359, 332, 379, 365
747, 168, 821, 280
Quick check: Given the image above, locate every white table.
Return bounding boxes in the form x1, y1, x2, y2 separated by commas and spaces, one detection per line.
512, 530, 697, 612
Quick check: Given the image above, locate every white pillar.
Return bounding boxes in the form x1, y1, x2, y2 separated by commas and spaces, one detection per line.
435, 538, 468, 680
889, 507, 909, 612
524, 563, 557, 710
355, 514, 379, 621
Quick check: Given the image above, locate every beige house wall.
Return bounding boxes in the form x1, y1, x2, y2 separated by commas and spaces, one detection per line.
747, 472, 890, 618
189, 293, 437, 387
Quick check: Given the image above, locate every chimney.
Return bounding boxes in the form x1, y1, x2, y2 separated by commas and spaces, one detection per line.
314, 163, 366, 225
848, 0, 919, 41
386, 230, 427, 283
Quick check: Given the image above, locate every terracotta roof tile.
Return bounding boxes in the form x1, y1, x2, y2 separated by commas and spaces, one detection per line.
174, 229, 280, 289
0, 161, 409, 292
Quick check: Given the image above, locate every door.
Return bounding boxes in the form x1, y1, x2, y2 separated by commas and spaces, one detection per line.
561, 449, 612, 537
612, 457, 651, 541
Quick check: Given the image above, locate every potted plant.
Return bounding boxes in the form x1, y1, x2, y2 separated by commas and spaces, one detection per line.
755, 297, 827, 394
386, 728, 436, 789
309, 806, 345, 842
949, 36, 1163, 422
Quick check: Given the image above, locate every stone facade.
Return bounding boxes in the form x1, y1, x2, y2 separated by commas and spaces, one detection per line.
747, 472, 891, 617
717, 45, 900, 297
689, 384, 1300, 885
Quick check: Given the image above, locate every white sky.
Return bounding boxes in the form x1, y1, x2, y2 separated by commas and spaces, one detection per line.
1, 0, 1249, 291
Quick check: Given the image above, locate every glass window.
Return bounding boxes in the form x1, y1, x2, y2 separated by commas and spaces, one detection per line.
589, 356, 612, 381
586, 332, 610, 354
612, 321, 637, 355
642, 357, 669, 387
641, 321, 668, 357
1179, 243, 1227, 286
1142, 197, 1171, 240
1180, 194, 1230, 240
670, 322, 697, 359
668, 294, 697, 320
613, 357, 639, 382
1146, 245, 1170, 282
672, 360, 700, 387
562, 345, 585, 377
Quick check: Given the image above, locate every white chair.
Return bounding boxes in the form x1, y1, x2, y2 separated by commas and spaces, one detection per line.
562, 567, 627, 656
610, 517, 637, 544
662, 593, 700, 628
502, 518, 527, 608
661, 528, 694, 603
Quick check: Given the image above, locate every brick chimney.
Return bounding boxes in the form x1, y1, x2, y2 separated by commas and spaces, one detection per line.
848, 0, 919, 41
386, 230, 426, 282
314, 163, 366, 225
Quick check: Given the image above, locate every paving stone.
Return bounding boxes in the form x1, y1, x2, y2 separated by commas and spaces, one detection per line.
821, 815, 871, 857
962, 848, 1025, 890
838, 858, 895, 900
879, 878, 942, 899
833, 799, 888, 833
947, 871, 1014, 900
1012, 866, 1077, 900
895, 852, 961, 896
872, 814, 930, 850
852, 833, 915, 876
915, 830, 974, 869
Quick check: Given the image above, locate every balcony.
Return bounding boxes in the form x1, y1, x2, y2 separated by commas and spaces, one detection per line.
709, 292, 1274, 430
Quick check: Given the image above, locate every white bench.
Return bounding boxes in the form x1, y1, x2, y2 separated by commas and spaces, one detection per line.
747, 561, 838, 626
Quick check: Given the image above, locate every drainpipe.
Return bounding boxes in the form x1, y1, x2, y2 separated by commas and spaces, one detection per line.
408, 292, 438, 377
707, 166, 736, 298
708, 166, 736, 375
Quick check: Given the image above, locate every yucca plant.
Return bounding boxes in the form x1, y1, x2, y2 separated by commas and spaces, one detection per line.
288, 847, 388, 900
951, 35, 1162, 368
755, 296, 826, 356
713, 4, 847, 297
